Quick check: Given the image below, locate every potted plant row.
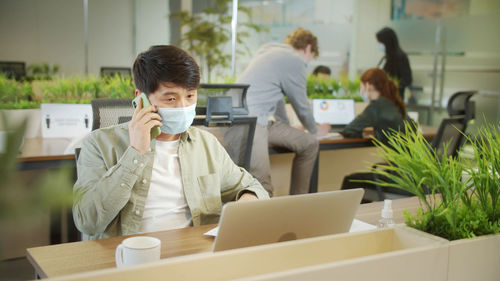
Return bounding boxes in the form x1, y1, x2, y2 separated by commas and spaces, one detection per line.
306, 74, 362, 101
0, 75, 135, 138
367, 123, 500, 281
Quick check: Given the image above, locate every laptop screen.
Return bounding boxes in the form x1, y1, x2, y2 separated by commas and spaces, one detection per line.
312, 99, 355, 125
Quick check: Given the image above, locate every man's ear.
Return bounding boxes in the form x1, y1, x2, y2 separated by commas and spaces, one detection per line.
306, 44, 312, 53
134, 89, 141, 97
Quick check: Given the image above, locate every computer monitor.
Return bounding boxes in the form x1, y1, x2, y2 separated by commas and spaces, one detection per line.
196, 84, 250, 116
213, 189, 364, 252
312, 99, 355, 125
100, 67, 131, 78
0, 61, 26, 81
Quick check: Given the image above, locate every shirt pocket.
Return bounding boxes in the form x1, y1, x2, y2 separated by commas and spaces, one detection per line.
197, 173, 222, 214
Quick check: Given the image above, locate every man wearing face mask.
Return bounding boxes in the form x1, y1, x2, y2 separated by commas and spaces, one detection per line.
73, 45, 269, 240
237, 27, 330, 197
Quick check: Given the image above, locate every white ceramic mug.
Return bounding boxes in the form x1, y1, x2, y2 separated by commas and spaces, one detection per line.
115, 236, 161, 268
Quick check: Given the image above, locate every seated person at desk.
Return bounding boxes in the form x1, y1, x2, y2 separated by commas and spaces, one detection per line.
340, 68, 411, 145
312, 65, 331, 81
73, 45, 269, 240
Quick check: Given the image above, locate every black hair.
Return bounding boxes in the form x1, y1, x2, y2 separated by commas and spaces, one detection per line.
133, 45, 200, 94
312, 65, 331, 76
376, 27, 404, 77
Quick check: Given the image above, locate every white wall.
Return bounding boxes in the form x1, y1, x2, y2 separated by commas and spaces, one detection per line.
0, 0, 171, 76
135, 0, 171, 54
0, 0, 84, 75
88, 0, 135, 74
351, 0, 391, 72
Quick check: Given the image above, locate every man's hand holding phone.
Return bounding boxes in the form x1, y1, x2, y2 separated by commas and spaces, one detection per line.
129, 97, 163, 155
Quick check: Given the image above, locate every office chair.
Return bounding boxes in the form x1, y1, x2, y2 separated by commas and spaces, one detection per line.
90, 99, 134, 130
0, 61, 26, 81
100, 67, 132, 78
447, 91, 476, 118
342, 117, 467, 203
192, 116, 256, 171
430, 117, 466, 159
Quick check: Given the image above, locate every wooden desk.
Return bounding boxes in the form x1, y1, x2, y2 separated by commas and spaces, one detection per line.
27, 196, 423, 279
270, 125, 438, 193
317, 125, 437, 150
18, 126, 437, 165
18, 138, 74, 170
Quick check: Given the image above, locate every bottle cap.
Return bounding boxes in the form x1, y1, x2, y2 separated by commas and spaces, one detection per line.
381, 199, 393, 218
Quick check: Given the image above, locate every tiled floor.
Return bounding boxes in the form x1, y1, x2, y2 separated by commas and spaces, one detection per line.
0, 257, 34, 281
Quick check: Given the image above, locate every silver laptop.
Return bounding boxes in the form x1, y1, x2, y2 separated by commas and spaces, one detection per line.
212, 189, 364, 252
312, 99, 355, 125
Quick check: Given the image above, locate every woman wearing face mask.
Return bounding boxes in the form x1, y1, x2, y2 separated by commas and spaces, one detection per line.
340, 68, 411, 145
376, 27, 412, 101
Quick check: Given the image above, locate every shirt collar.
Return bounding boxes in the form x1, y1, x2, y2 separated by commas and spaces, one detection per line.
180, 127, 196, 142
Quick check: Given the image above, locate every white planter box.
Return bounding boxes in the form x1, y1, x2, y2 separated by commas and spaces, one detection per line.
0, 109, 41, 138
447, 233, 500, 281
53, 226, 449, 281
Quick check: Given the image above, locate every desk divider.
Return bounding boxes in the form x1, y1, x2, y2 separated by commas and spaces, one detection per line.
47, 226, 448, 281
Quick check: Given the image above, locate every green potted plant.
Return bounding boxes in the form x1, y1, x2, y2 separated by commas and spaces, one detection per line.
306, 74, 362, 101
0, 114, 74, 260
0, 74, 41, 138
26, 62, 60, 81
100, 75, 135, 99
39, 76, 100, 104
367, 123, 500, 280
171, 0, 267, 82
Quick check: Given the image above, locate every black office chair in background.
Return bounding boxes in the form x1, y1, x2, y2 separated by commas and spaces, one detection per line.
0, 61, 26, 81
90, 98, 134, 130
342, 115, 469, 203
192, 116, 256, 171
447, 91, 476, 120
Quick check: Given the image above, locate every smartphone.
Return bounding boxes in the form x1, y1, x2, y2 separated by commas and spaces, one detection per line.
132, 93, 162, 139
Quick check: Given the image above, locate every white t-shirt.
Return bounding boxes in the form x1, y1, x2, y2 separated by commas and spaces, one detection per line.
139, 139, 192, 233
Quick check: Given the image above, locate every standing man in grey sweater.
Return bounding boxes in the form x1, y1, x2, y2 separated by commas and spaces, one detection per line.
238, 27, 330, 196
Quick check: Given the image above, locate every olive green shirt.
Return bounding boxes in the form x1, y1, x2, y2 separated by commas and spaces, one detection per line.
341, 97, 407, 144
73, 123, 269, 240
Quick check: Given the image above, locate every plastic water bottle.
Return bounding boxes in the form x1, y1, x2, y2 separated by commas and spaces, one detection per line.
377, 199, 395, 228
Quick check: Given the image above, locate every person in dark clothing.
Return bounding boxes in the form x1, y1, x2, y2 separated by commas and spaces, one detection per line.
376, 27, 412, 100
341, 68, 410, 145
340, 68, 415, 202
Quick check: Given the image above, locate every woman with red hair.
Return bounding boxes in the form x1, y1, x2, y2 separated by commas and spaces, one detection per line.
340, 68, 414, 202
341, 68, 410, 144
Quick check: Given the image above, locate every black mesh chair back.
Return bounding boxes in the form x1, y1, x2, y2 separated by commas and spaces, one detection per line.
192, 116, 256, 170
91, 99, 134, 130
447, 91, 476, 120
0, 61, 26, 81
100, 67, 132, 78
431, 117, 466, 158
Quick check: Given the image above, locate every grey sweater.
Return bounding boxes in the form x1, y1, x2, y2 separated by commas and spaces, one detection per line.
237, 43, 317, 134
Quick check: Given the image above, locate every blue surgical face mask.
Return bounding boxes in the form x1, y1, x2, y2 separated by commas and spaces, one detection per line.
360, 90, 370, 102
377, 43, 386, 53
157, 103, 196, 134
